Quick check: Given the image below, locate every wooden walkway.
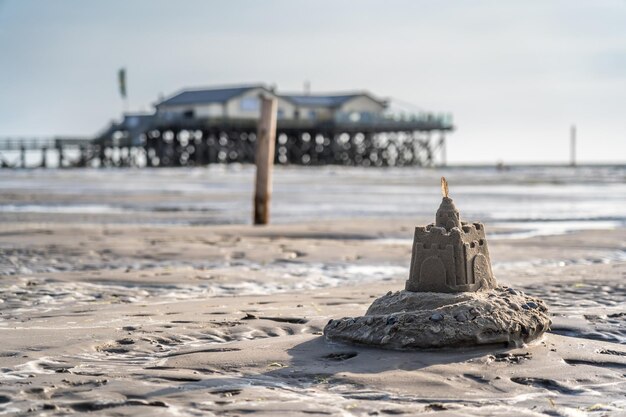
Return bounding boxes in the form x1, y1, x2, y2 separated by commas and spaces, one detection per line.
0, 116, 453, 168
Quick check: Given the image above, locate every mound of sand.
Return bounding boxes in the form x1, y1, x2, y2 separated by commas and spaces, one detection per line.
324, 287, 550, 349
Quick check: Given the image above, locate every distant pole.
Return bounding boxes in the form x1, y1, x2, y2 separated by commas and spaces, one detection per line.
253, 96, 278, 225
570, 125, 576, 167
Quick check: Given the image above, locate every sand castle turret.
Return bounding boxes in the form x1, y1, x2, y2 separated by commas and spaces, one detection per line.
405, 177, 497, 293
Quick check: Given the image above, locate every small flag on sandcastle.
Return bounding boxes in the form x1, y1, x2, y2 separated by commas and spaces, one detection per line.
441, 176, 449, 198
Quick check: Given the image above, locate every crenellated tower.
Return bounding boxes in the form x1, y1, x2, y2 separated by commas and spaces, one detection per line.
405, 178, 497, 293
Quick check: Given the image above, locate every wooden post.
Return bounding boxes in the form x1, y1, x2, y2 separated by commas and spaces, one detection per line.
253, 96, 277, 225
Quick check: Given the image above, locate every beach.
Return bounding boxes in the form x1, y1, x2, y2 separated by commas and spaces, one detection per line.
1, 166, 625, 416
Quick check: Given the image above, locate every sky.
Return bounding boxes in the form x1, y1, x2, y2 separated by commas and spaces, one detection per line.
0, 0, 624, 164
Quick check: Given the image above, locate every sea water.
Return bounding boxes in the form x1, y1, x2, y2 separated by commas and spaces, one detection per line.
0, 165, 624, 236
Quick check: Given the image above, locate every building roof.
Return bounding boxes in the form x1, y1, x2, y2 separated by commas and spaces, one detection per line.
157, 85, 268, 107
279, 94, 357, 107
280, 92, 386, 108
156, 84, 387, 109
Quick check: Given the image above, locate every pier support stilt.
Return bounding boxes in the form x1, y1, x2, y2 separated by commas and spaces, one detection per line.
156, 139, 164, 167
98, 144, 105, 167
57, 145, 64, 168
195, 139, 205, 165
145, 145, 153, 167
439, 133, 447, 167
79, 145, 87, 167
41, 147, 47, 168
20, 145, 26, 168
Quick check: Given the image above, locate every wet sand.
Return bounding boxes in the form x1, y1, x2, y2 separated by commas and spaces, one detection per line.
1, 218, 625, 416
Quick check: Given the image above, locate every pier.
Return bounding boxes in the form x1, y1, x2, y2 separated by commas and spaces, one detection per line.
0, 119, 451, 169
0, 137, 92, 168
0, 85, 454, 169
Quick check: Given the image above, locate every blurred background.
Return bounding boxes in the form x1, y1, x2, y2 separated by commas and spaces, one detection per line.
0, 0, 624, 231
1, 0, 625, 164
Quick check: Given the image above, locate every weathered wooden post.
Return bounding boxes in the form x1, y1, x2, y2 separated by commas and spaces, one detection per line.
253, 95, 277, 225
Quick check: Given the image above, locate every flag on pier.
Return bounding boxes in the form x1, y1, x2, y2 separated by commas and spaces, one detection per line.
118, 68, 127, 99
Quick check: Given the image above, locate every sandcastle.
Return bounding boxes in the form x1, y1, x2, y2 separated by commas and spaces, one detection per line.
324, 178, 551, 349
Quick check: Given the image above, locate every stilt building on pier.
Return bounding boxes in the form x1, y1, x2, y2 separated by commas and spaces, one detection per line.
0, 84, 453, 168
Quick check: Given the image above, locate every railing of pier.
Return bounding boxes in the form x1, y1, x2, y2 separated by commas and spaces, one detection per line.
0, 137, 93, 150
